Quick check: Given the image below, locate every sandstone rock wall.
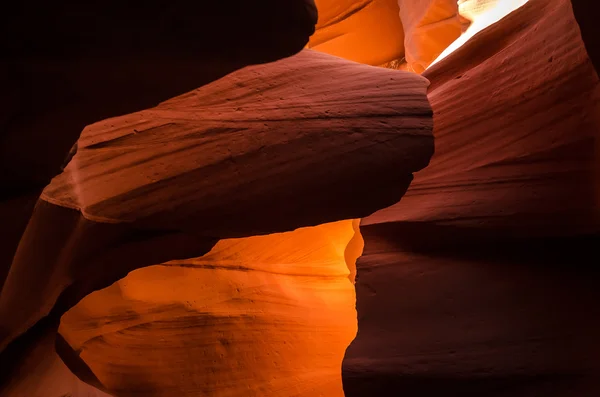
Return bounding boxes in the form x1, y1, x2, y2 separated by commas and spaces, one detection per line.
344, 0, 600, 395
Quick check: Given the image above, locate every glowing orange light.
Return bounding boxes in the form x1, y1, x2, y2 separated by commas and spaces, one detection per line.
59, 220, 361, 396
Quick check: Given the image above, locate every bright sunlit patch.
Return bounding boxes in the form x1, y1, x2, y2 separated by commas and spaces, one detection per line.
428, 0, 530, 68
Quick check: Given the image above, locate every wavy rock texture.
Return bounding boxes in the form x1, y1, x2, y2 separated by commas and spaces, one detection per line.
0, 50, 433, 395
58, 220, 361, 397
0, 0, 317, 312
344, 0, 600, 396
308, 0, 462, 70
39, 50, 432, 233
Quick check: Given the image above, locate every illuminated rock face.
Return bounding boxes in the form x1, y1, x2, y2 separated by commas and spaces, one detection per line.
344, 0, 600, 395
308, 0, 463, 71
309, 0, 405, 66
59, 220, 361, 397
0, 50, 432, 396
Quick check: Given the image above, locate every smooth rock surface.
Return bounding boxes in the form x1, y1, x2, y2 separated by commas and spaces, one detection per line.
309, 0, 405, 66
344, 0, 600, 395
57, 220, 361, 397
308, 0, 462, 70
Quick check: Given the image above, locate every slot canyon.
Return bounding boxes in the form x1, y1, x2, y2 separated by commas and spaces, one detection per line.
0, 0, 599, 396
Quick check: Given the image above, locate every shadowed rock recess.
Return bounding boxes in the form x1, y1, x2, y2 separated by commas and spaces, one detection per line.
1, 0, 599, 396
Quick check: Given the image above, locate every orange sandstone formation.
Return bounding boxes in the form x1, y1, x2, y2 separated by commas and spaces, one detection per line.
309, 0, 405, 65
308, 0, 463, 71
2, 0, 600, 396
0, 50, 433, 396
58, 220, 360, 397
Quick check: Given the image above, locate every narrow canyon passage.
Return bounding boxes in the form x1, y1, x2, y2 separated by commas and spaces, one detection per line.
1, 0, 599, 396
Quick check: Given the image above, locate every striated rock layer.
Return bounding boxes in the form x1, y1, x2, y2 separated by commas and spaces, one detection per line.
0, 50, 433, 395
39, 50, 432, 234
344, 0, 600, 395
